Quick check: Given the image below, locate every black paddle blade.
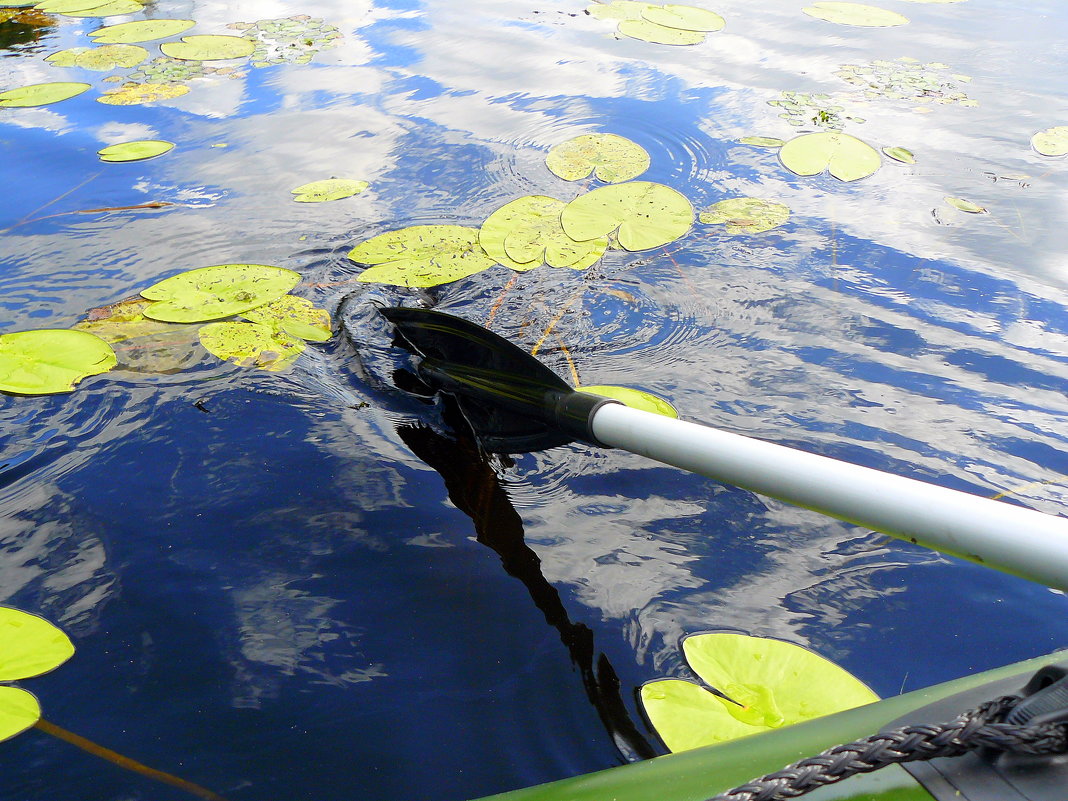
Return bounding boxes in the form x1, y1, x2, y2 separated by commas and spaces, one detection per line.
379, 307, 612, 453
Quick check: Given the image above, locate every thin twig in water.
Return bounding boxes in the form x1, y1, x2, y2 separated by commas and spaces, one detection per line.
2, 201, 175, 234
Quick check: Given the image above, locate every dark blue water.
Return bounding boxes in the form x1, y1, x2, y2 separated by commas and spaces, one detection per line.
2, 1, 1067, 800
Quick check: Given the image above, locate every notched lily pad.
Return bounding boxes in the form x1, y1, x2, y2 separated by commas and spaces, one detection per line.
242, 295, 332, 342
89, 19, 195, 44
779, 131, 881, 181
1031, 126, 1068, 157
291, 178, 368, 202
700, 198, 790, 234
561, 181, 694, 251
46, 44, 147, 70
98, 139, 174, 162
547, 133, 650, 183
0, 329, 116, 395
579, 385, 678, 417
481, 195, 608, 271
803, 2, 908, 26
0, 82, 90, 107
199, 321, 304, 372
160, 35, 256, 61
349, 225, 498, 288
140, 264, 302, 323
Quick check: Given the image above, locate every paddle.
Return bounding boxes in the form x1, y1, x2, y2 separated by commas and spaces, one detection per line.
379, 306, 1068, 591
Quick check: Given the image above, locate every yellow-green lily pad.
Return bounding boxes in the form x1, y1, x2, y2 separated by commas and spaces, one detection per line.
97, 139, 174, 162
944, 196, 985, 213
59, 0, 143, 17
74, 299, 200, 374
803, 2, 908, 26
199, 321, 304, 372
0, 608, 75, 681
546, 133, 650, 183
779, 131, 881, 182
700, 198, 790, 234
160, 34, 256, 61
89, 18, 195, 44
579, 385, 678, 417
480, 195, 607, 271
349, 225, 498, 288
46, 44, 147, 70
560, 181, 693, 251
242, 295, 332, 342
0, 329, 116, 395
34, 0, 111, 12
618, 18, 706, 44
882, 146, 915, 164
586, 1, 654, 21
739, 136, 785, 148
640, 4, 725, 31
1031, 126, 1068, 157
0, 687, 40, 743
0, 82, 90, 107
640, 633, 879, 752
97, 82, 190, 105
291, 178, 368, 203
140, 264, 301, 323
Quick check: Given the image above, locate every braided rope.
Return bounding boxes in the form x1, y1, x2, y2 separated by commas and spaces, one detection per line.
707, 696, 1068, 801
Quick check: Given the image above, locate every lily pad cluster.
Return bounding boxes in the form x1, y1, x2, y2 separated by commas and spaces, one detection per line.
640, 633, 879, 751
768, 91, 865, 131
227, 16, 344, 68
836, 57, 975, 106
0, 608, 74, 742
587, 1, 725, 46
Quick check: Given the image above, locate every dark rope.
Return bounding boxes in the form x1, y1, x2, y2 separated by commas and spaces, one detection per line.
706, 695, 1068, 801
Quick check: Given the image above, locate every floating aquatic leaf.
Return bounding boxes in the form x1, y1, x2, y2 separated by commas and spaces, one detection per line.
803, 2, 908, 26
779, 131, 881, 182
768, 91, 864, 130
835, 58, 973, 106
59, 0, 143, 17
1031, 126, 1068, 157
481, 195, 608, 271
579, 385, 677, 417
0, 329, 116, 395
0, 687, 40, 743
242, 295, 332, 342
97, 139, 174, 162
124, 56, 241, 85
897, 0, 964, 3
0, 607, 75, 681
199, 321, 304, 372
141, 264, 301, 323
0, 81, 90, 107
74, 298, 200, 374
641, 4, 724, 31
90, 18, 196, 44
882, 146, 915, 163
944, 196, 985, 213
350, 225, 498, 288
700, 198, 790, 234
739, 136, 785, 148
229, 16, 344, 67
561, 181, 693, 251
618, 18, 706, 44
546, 133, 650, 183
34, 0, 111, 11
97, 82, 189, 105
291, 178, 368, 203
640, 633, 879, 752
161, 34, 256, 61
46, 44, 147, 70
586, 1, 653, 21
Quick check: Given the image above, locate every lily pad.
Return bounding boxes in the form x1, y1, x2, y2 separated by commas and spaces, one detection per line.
480, 195, 608, 271
140, 264, 301, 323
97, 82, 189, 105
97, 139, 174, 162
0, 607, 75, 681
640, 4, 724, 31
586, 1, 654, 21
46, 44, 147, 70
546, 133, 650, 183
291, 178, 368, 203
561, 181, 694, 251
944, 196, 985, 213
161, 34, 256, 61
618, 18, 706, 44
242, 295, 332, 342
579, 385, 678, 417
700, 198, 790, 234
739, 136, 785, 148
0, 687, 40, 743
640, 633, 879, 752
0, 329, 116, 395
90, 18, 195, 44
199, 321, 304, 372
58, 0, 143, 17
882, 146, 915, 164
74, 298, 200, 374
0, 82, 90, 107
1031, 126, 1068, 157
34, 0, 112, 12
803, 2, 908, 26
349, 225, 498, 288
779, 131, 881, 181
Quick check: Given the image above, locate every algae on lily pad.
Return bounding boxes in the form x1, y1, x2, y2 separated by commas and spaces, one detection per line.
291, 178, 368, 203
803, 2, 908, 26
349, 225, 498, 288
579, 385, 677, 417
97, 82, 190, 105
641, 4, 724, 31
89, 18, 195, 44
547, 133, 650, 183
141, 264, 301, 323
779, 131, 880, 182
0, 608, 73, 742
0, 329, 116, 395
199, 321, 304, 372
242, 295, 332, 342
161, 35, 256, 61
480, 195, 608, 271
561, 181, 693, 251
46, 44, 147, 70
618, 19, 705, 45
98, 139, 174, 162
0, 82, 90, 107
1031, 126, 1068, 157
640, 633, 879, 752
700, 198, 789, 234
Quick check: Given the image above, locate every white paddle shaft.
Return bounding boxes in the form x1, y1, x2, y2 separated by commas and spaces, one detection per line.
589, 402, 1068, 590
